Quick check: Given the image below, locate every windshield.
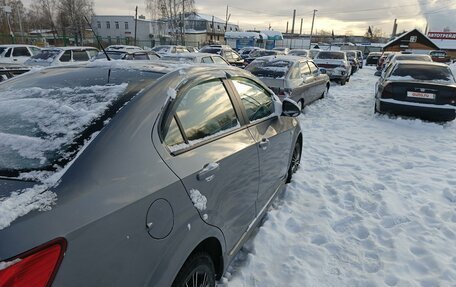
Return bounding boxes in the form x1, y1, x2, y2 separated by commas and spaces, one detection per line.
289, 50, 308, 56
346, 51, 356, 58
390, 64, 455, 82
94, 51, 125, 60
250, 50, 277, 57
0, 47, 7, 56
29, 50, 60, 61
199, 47, 222, 54
395, 55, 431, 62
0, 67, 163, 177
152, 46, 170, 53
246, 59, 292, 79
316, 52, 344, 60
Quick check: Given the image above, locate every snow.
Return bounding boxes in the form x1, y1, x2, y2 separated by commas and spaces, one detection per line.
167, 88, 177, 100
189, 189, 207, 211
0, 258, 21, 271
223, 66, 456, 287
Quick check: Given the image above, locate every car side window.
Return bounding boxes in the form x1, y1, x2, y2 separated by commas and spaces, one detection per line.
87, 49, 98, 58
134, 53, 149, 60
164, 116, 185, 147
212, 56, 227, 65
174, 80, 239, 142
300, 62, 311, 76
288, 63, 301, 79
30, 47, 41, 55
13, 47, 31, 57
4, 48, 12, 57
60, 50, 71, 62
73, 50, 90, 61
232, 78, 274, 122
201, 57, 213, 63
307, 61, 319, 74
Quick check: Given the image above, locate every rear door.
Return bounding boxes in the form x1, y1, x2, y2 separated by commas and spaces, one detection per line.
229, 77, 293, 211
308, 60, 326, 99
160, 78, 259, 252
11, 47, 32, 64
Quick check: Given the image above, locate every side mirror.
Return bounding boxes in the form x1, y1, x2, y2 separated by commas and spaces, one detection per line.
281, 98, 301, 117
320, 68, 327, 74
374, 70, 382, 77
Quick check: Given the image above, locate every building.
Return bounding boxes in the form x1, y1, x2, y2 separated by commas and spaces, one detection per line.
91, 13, 240, 48
382, 28, 439, 53
427, 31, 456, 59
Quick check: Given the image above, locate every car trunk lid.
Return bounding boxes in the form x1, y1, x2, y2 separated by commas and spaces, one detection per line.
385, 81, 456, 105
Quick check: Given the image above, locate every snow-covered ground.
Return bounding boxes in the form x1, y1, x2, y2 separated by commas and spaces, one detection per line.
223, 65, 456, 287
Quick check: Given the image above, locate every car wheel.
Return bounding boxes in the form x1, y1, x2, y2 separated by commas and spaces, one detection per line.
172, 253, 216, 287
286, 139, 301, 183
321, 85, 329, 99
340, 78, 346, 85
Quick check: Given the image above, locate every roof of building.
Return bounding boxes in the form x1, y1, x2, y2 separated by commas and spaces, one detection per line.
384, 29, 439, 50
429, 39, 456, 50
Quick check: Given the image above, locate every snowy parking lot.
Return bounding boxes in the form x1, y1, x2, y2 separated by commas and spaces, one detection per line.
224, 65, 456, 287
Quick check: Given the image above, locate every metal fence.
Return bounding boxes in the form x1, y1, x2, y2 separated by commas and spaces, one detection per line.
1, 34, 207, 50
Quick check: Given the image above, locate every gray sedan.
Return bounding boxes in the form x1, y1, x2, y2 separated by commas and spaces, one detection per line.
246, 55, 330, 110
0, 61, 302, 287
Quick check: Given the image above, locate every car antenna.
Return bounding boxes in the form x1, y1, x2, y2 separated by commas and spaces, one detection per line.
84, 16, 111, 61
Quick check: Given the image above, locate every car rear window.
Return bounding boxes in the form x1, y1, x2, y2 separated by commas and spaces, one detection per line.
199, 47, 222, 54
246, 59, 292, 79
29, 49, 60, 61
395, 55, 431, 62
152, 46, 171, 53
0, 67, 163, 177
316, 52, 344, 59
390, 64, 455, 82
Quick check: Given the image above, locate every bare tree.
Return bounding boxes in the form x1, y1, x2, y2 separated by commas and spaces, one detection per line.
56, 0, 93, 45
0, 0, 27, 36
145, 0, 195, 42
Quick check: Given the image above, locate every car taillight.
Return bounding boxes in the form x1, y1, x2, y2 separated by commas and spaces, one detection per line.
0, 238, 67, 287
381, 84, 393, 99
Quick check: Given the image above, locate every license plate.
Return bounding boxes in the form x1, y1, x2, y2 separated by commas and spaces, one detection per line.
407, 91, 435, 100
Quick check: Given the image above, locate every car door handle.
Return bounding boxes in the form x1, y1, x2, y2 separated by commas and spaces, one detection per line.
13, 59, 18, 61
259, 138, 270, 150
197, 162, 219, 182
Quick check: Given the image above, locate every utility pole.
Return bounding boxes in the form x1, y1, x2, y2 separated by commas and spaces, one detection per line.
181, 0, 185, 45
17, 8, 24, 43
286, 21, 288, 33
299, 18, 303, 35
309, 9, 317, 49
291, 9, 296, 34
225, 5, 231, 33
134, 6, 138, 46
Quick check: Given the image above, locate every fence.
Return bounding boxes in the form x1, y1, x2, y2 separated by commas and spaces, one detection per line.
1, 34, 208, 50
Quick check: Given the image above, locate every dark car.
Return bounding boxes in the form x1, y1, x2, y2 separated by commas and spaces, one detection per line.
345, 50, 360, 74
374, 61, 456, 121
429, 50, 451, 64
0, 61, 302, 287
246, 55, 330, 110
238, 46, 261, 59
366, 52, 382, 66
199, 45, 245, 67
244, 49, 281, 64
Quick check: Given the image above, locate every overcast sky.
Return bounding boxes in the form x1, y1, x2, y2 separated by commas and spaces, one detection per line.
23, 0, 456, 36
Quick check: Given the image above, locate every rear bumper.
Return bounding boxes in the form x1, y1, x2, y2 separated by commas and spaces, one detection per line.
325, 69, 349, 80
376, 98, 456, 121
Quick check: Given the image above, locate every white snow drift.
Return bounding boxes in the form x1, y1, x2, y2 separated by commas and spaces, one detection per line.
223, 65, 456, 287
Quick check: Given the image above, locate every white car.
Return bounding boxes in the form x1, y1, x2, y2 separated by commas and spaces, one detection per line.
0, 44, 41, 65
24, 46, 99, 67
314, 51, 352, 85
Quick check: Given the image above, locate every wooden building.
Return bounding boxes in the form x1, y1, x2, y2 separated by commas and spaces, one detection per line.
383, 29, 439, 53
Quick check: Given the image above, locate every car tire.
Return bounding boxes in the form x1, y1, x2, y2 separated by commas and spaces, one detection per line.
321, 85, 329, 99
172, 253, 216, 287
340, 78, 346, 85
286, 139, 302, 183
